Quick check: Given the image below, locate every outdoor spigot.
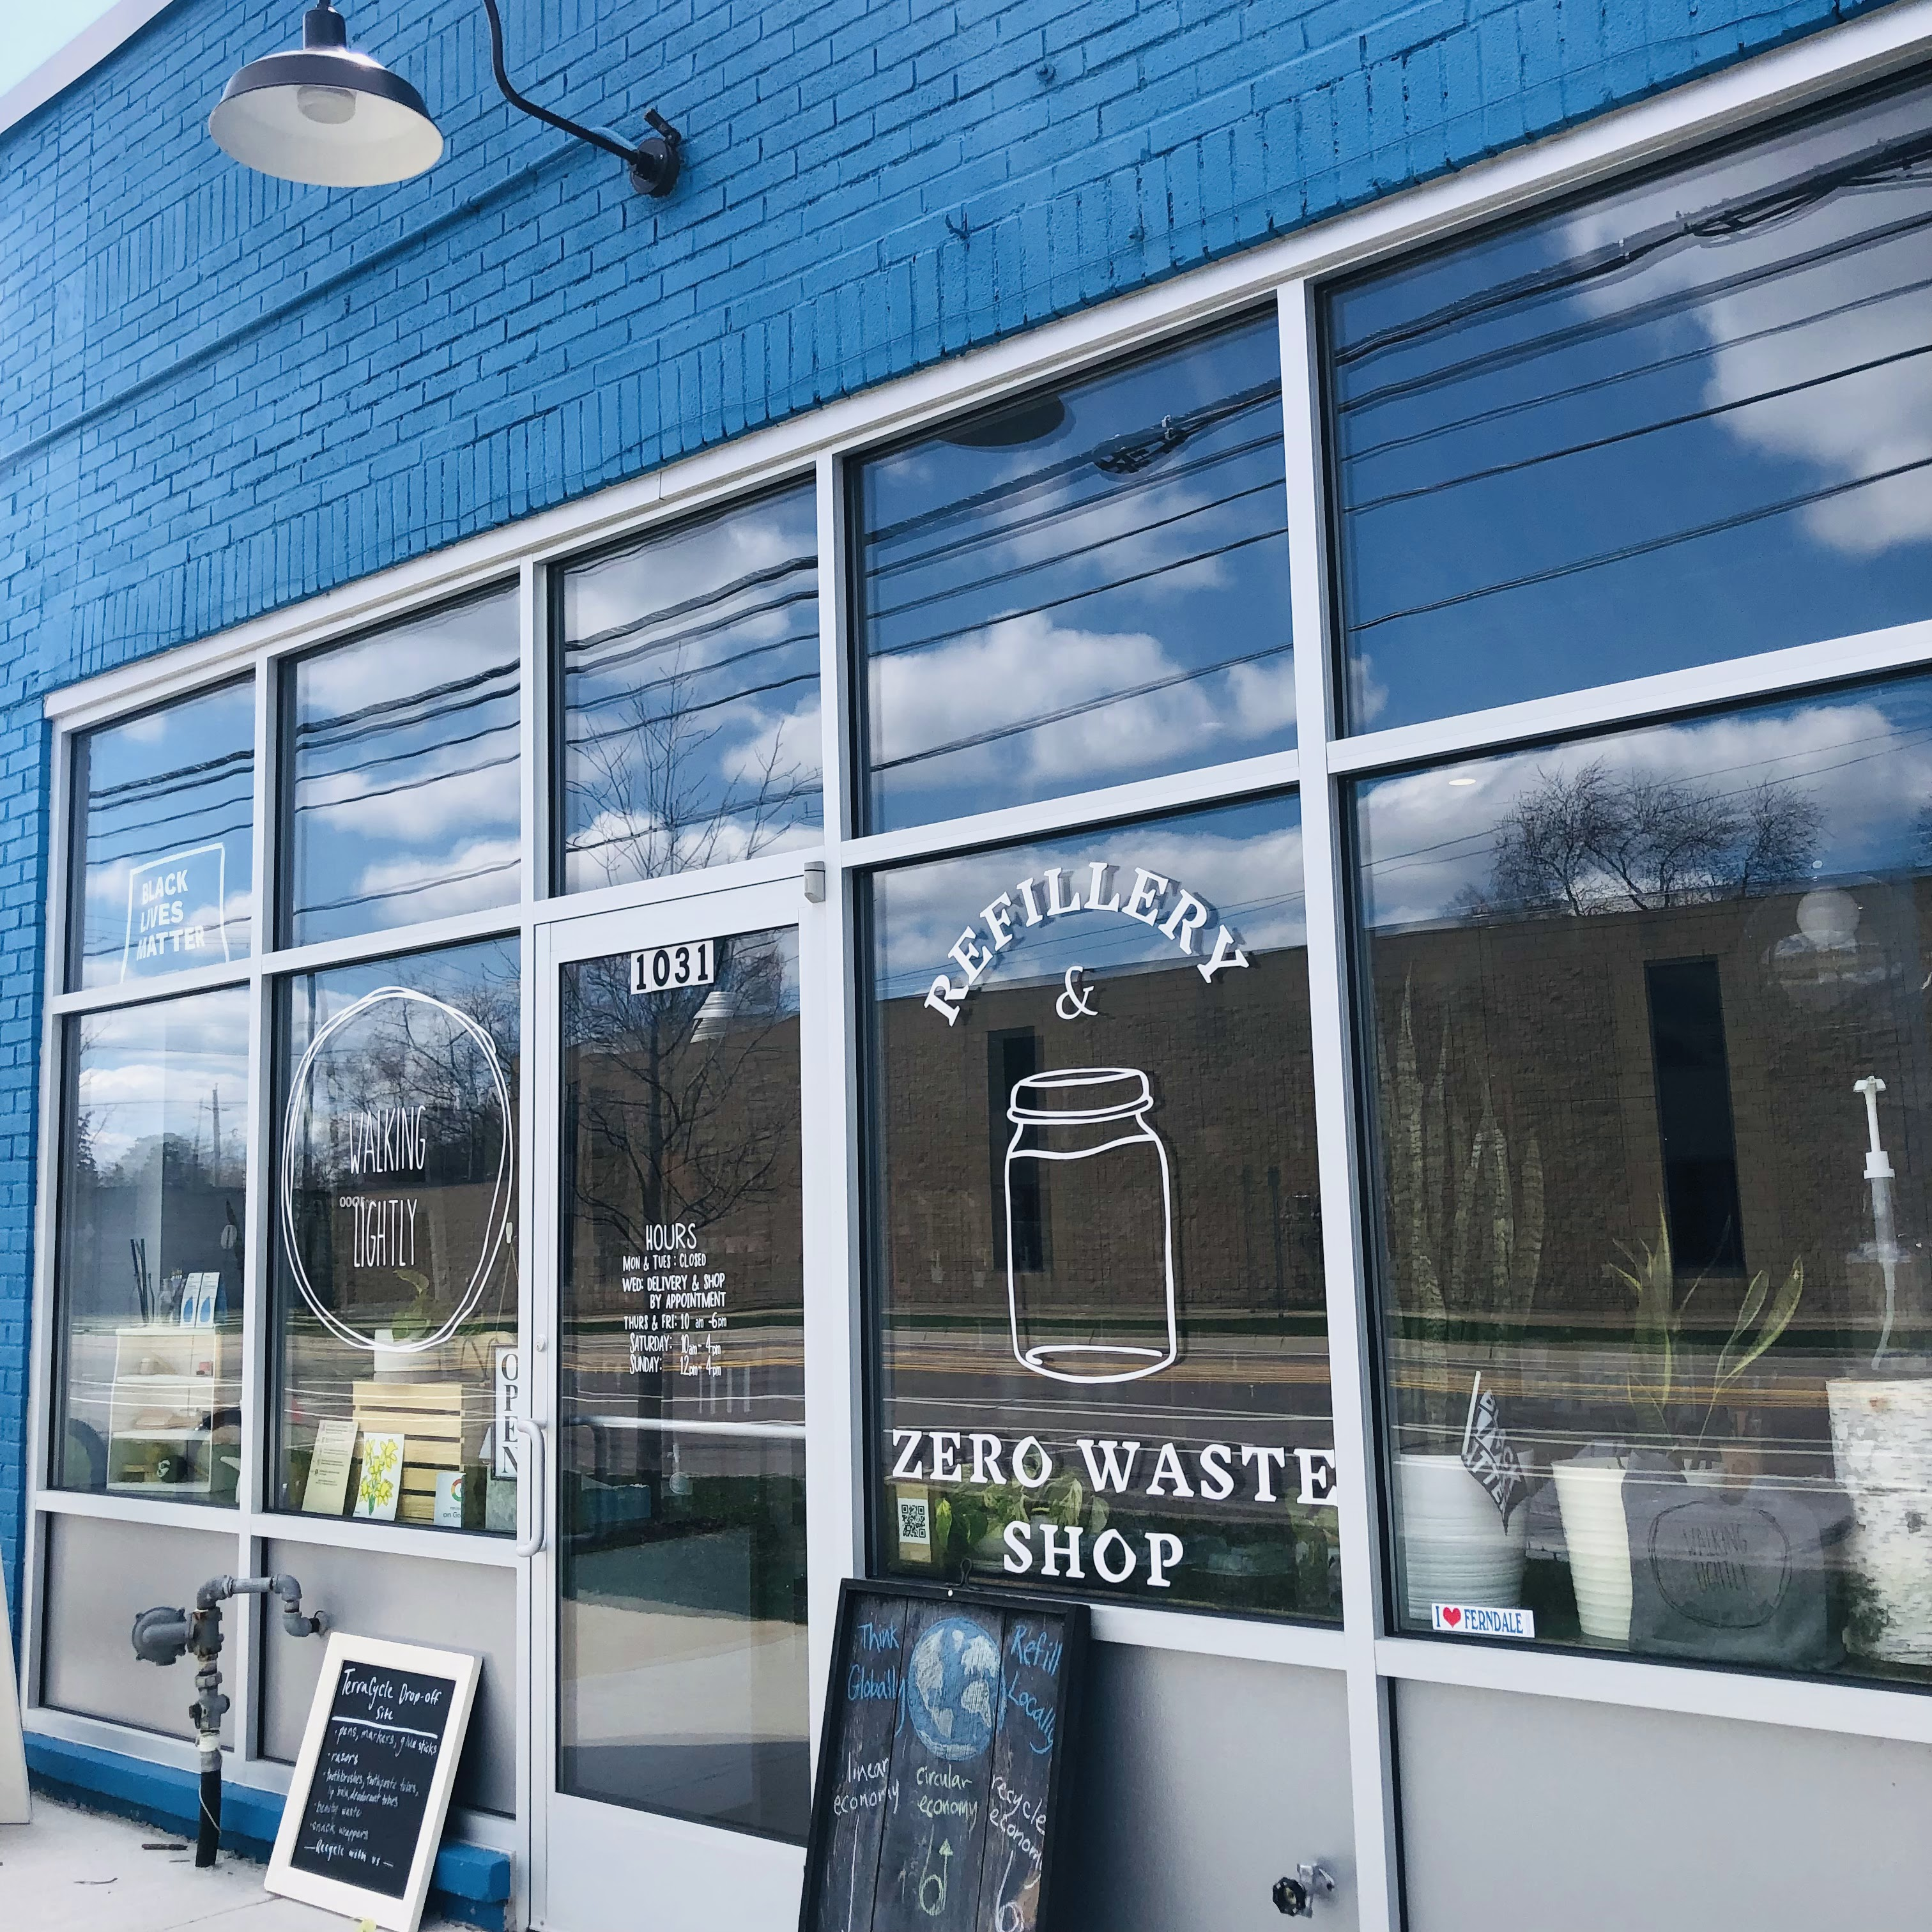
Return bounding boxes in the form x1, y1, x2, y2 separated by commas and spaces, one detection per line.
1273, 1863, 1337, 1917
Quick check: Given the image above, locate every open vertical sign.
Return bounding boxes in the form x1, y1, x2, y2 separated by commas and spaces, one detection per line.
631, 940, 716, 993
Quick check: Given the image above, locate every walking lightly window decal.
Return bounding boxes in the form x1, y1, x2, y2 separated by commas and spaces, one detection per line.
272, 940, 521, 1535
867, 795, 1340, 1618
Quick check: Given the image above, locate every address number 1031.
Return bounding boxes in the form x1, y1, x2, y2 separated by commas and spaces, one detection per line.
631, 940, 717, 993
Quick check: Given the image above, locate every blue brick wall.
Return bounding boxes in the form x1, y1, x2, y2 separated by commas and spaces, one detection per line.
0, 0, 1899, 1624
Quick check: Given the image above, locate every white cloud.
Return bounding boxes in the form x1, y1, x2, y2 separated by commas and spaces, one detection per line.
1561, 168, 1932, 558
1701, 291, 1932, 554
1224, 654, 1300, 736
565, 489, 816, 649
873, 610, 1292, 793
997, 471, 1237, 597
302, 757, 519, 847
719, 698, 823, 791
298, 597, 518, 716
75, 1017, 250, 1174
347, 837, 521, 923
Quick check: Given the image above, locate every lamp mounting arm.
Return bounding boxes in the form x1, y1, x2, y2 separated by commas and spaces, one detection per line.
479, 0, 681, 195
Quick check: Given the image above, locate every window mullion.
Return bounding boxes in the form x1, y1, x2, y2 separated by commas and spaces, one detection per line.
804, 447, 864, 1775
1279, 278, 1402, 1932
518, 557, 547, 904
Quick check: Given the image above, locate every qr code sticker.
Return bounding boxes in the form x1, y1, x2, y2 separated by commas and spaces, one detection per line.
896, 1496, 931, 1549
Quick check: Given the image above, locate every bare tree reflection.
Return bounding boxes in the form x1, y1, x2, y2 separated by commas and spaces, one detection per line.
1467, 760, 1821, 916
566, 653, 817, 889
564, 938, 795, 1261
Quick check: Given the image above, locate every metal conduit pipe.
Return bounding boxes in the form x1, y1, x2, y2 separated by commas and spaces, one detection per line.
133, 1574, 328, 1867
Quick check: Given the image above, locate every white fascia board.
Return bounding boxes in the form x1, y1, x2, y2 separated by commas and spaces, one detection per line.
0, 0, 178, 140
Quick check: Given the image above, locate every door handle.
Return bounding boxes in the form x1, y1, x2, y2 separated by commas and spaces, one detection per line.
508, 1415, 546, 1558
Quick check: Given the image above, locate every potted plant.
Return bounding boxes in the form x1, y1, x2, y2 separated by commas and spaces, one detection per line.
1556, 1212, 1820, 1656
1380, 978, 1543, 1621
1826, 1073, 1932, 1666
951, 1470, 1091, 1576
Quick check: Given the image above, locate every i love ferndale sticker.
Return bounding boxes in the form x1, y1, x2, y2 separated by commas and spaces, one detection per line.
1431, 1604, 1535, 1638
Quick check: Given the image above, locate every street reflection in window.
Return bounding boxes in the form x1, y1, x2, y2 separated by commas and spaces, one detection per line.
866, 797, 1338, 1619
1358, 670, 1932, 1676
54, 988, 250, 1503
557, 929, 808, 1838
272, 939, 519, 1535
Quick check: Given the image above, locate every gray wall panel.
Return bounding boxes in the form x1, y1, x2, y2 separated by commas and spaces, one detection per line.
1398, 1681, 1930, 1932
41, 1514, 239, 1744
1057, 1646, 1356, 1932
261, 1539, 516, 1816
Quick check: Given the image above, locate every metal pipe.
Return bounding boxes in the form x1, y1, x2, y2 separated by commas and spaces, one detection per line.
133, 1575, 327, 1869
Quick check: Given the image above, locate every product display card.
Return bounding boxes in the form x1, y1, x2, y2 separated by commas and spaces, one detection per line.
302, 1418, 360, 1516
352, 1431, 404, 1521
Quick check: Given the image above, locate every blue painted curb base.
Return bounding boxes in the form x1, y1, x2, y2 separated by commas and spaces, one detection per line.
24, 1733, 511, 1931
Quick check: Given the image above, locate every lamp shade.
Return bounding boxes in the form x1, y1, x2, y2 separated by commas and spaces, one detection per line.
209, 3, 442, 187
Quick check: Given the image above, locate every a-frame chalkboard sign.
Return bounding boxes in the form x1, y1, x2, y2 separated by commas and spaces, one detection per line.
800, 1581, 1089, 1932
264, 1632, 480, 1932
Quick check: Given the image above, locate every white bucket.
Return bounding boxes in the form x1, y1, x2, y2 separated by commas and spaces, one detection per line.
1553, 1457, 1632, 1648
1827, 1377, 1932, 1666
1395, 1453, 1528, 1621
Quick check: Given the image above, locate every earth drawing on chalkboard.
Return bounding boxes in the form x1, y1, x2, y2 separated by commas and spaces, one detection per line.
906, 1614, 1000, 1763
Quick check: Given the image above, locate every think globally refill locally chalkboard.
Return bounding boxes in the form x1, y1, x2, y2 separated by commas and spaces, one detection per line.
801, 1581, 1090, 1932
265, 1632, 481, 1932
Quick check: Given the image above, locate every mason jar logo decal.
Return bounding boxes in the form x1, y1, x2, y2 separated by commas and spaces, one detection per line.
924, 857, 1253, 1389
1004, 1067, 1176, 1384
888, 836, 1342, 1596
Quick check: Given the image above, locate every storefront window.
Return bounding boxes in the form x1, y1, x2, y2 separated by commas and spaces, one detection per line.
53, 986, 250, 1503
1359, 669, 1932, 1678
853, 314, 1295, 834
866, 797, 1338, 1618
557, 927, 807, 1836
282, 590, 521, 946
558, 485, 820, 893
272, 938, 519, 1534
68, 680, 254, 990
1326, 68, 1932, 733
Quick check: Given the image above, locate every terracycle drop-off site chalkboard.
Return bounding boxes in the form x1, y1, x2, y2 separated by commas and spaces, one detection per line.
800, 1581, 1090, 1932
265, 1633, 480, 1932
288, 1658, 454, 1894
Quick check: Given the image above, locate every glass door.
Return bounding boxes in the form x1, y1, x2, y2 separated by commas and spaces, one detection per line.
533, 883, 813, 1929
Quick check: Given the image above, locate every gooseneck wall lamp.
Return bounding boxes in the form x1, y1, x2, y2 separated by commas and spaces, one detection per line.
210, 0, 682, 195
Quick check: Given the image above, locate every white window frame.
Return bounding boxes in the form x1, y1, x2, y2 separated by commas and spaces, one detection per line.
22, 8, 1932, 1925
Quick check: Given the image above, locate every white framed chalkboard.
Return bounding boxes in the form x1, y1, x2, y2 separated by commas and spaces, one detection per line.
264, 1632, 481, 1932
800, 1580, 1089, 1932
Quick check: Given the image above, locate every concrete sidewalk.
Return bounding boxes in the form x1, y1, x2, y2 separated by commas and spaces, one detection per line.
0, 1793, 459, 1930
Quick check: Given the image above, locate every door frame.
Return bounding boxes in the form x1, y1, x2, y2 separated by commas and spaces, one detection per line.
523, 869, 860, 1932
